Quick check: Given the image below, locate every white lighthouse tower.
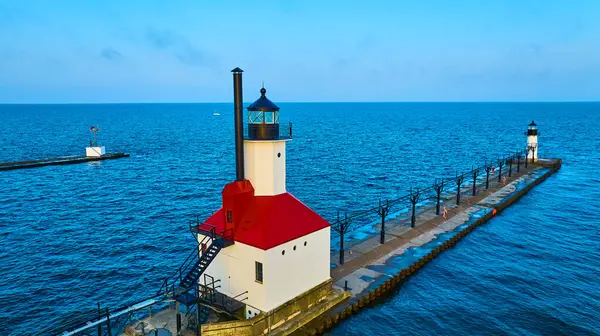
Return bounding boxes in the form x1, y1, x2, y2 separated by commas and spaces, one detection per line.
195, 68, 331, 320
244, 86, 289, 196
526, 120, 538, 161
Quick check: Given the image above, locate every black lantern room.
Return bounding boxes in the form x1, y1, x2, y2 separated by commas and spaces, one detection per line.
247, 87, 281, 140
527, 120, 538, 136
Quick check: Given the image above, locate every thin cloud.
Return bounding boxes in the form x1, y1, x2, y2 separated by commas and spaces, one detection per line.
145, 27, 205, 66
100, 47, 123, 60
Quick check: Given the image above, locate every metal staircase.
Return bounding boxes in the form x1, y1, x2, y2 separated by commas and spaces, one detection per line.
151, 225, 234, 335
40, 225, 234, 336
158, 225, 233, 300
177, 242, 221, 293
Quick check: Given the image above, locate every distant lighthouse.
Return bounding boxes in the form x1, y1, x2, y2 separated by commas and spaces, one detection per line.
86, 126, 106, 157
196, 68, 331, 320
526, 120, 538, 161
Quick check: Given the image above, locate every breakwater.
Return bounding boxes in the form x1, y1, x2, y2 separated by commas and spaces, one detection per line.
297, 158, 561, 336
0, 153, 129, 171
33, 154, 560, 336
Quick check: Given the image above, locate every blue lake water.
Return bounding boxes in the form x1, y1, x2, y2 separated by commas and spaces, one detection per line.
1, 102, 598, 335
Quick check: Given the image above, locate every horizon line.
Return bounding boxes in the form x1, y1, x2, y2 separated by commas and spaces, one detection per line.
1, 100, 600, 105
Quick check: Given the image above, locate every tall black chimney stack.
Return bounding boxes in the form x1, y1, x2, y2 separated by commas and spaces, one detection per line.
232, 67, 245, 181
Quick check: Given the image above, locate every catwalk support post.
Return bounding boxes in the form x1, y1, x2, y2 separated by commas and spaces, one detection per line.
409, 188, 421, 228
472, 166, 480, 196
455, 172, 465, 205
434, 178, 445, 215
485, 164, 492, 189
497, 158, 505, 182
333, 212, 352, 265
378, 199, 391, 244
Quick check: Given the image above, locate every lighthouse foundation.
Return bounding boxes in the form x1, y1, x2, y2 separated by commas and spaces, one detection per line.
200, 279, 348, 336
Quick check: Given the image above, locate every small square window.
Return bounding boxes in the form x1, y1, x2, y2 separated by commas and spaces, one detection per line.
255, 261, 263, 283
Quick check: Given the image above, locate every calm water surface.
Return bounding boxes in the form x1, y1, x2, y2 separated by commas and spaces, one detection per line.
0, 103, 598, 335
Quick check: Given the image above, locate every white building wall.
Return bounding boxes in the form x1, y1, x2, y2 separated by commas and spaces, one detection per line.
198, 226, 331, 318
85, 146, 105, 157
264, 227, 331, 312
527, 135, 538, 160
198, 235, 267, 316
244, 140, 288, 196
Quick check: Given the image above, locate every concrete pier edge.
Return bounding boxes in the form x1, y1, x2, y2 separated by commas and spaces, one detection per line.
302, 159, 562, 336
0, 153, 130, 171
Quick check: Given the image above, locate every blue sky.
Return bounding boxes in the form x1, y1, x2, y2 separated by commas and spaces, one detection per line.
1, 0, 599, 103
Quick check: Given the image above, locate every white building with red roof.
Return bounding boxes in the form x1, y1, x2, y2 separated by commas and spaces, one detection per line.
195, 68, 331, 319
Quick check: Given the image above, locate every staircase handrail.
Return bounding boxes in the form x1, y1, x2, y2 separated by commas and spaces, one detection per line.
230, 290, 249, 302
190, 221, 234, 242
195, 222, 216, 236
159, 221, 233, 296
157, 232, 215, 295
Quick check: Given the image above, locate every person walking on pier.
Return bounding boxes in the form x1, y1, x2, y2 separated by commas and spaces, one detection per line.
442, 206, 448, 220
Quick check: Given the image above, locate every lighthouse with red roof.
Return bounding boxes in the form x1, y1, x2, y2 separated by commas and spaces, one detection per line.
196, 68, 331, 319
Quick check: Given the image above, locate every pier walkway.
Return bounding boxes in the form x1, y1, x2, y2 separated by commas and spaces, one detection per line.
41, 155, 560, 336
296, 159, 561, 335
329, 163, 538, 279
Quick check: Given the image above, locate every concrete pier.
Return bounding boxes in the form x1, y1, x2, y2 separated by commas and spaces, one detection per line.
0, 153, 129, 171
295, 158, 562, 336
121, 307, 194, 336
46, 158, 561, 336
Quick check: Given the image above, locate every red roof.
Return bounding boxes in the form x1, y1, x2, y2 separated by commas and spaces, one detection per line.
203, 192, 330, 250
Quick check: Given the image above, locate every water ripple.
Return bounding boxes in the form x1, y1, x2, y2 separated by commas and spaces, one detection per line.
1, 103, 599, 335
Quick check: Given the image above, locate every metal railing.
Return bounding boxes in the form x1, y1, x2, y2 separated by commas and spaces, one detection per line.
157, 223, 225, 296
36, 292, 168, 336
331, 146, 538, 264
242, 122, 292, 140
189, 219, 234, 243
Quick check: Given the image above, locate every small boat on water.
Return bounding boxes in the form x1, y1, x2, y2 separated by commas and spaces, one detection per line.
213, 111, 221, 116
